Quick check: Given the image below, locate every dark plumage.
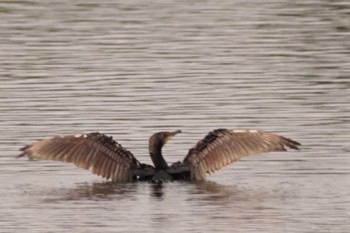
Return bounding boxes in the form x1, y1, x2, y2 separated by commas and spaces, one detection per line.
17, 129, 301, 182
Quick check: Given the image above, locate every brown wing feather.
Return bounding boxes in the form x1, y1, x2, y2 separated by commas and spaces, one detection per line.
184, 129, 301, 180
17, 132, 142, 182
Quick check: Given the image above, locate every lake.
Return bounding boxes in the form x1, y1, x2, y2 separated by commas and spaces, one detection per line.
0, 0, 349, 232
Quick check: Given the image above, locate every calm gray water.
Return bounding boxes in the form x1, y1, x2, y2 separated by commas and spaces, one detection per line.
1, 0, 350, 232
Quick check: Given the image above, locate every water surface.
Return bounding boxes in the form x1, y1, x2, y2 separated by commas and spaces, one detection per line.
0, 0, 349, 232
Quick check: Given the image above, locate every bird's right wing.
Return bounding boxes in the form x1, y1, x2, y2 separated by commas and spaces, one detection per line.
18, 132, 148, 182
183, 129, 300, 181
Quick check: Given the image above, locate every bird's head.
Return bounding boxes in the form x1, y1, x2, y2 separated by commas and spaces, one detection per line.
149, 130, 182, 148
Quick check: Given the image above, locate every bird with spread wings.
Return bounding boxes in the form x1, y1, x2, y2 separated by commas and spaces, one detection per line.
18, 129, 300, 182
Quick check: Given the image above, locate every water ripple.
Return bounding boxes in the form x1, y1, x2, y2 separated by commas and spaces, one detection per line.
0, 0, 349, 232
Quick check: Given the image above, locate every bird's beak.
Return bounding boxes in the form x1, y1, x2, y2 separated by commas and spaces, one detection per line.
170, 130, 182, 136
165, 130, 182, 143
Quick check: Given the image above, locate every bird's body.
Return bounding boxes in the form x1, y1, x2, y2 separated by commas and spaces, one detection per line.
17, 128, 300, 183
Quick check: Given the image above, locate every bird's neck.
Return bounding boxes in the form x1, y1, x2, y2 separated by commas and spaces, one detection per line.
149, 143, 168, 170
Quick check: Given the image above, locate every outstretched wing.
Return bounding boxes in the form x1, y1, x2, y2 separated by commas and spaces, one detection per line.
17, 132, 147, 182
183, 129, 301, 181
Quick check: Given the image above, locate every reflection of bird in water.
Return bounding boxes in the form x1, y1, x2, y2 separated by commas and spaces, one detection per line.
37, 182, 139, 203
18, 129, 300, 183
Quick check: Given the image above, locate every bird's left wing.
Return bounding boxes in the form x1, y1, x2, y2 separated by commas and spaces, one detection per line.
18, 132, 146, 182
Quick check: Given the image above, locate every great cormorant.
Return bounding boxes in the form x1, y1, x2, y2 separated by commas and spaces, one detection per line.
17, 129, 300, 182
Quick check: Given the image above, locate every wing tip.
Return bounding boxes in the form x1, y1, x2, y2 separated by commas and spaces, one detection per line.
17, 145, 31, 158
16, 153, 25, 158
283, 137, 301, 150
